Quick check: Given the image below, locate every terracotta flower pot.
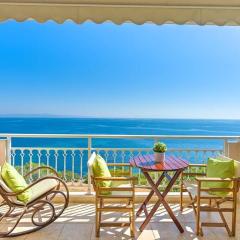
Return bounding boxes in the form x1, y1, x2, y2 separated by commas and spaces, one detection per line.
154, 152, 165, 162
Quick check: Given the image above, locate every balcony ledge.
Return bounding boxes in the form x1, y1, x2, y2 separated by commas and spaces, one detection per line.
56, 191, 191, 204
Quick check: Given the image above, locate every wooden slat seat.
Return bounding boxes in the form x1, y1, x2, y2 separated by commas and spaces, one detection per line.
183, 180, 232, 199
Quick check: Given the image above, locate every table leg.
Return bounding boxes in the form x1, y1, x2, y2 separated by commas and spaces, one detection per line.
136, 172, 165, 217
140, 170, 184, 233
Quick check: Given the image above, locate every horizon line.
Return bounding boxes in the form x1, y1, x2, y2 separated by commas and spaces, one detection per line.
0, 114, 240, 120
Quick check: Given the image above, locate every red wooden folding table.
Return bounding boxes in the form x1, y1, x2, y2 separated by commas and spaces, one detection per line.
130, 154, 189, 232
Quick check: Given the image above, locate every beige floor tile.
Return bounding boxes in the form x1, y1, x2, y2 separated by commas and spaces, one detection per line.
0, 222, 27, 240
91, 228, 132, 240
24, 223, 64, 240
60, 223, 93, 240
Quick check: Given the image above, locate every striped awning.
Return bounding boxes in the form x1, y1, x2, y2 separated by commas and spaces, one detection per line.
1, 0, 240, 25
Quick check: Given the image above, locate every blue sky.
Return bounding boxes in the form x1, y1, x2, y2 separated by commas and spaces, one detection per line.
0, 20, 240, 119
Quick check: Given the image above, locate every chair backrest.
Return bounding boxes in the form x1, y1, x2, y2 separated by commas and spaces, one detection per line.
87, 152, 96, 178
0, 139, 7, 167
87, 152, 97, 191
234, 160, 240, 178
0, 139, 14, 195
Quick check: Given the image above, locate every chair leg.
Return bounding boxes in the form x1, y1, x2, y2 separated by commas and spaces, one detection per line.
196, 190, 201, 235
184, 190, 197, 216
215, 201, 231, 236
231, 184, 238, 237
182, 188, 201, 236
95, 198, 100, 238
209, 199, 212, 207
130, 202, 135, 237
99, 198, 103, 224
180, 186, 183, 211
180, 174, 183, 211
190, 196, 197, 217
232, 208, 237, 236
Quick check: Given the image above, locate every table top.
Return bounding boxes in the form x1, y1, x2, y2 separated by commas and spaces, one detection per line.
130, 154, 189, 172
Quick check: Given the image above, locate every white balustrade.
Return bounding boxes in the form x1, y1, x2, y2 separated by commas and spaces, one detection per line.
0, 134, 237, 193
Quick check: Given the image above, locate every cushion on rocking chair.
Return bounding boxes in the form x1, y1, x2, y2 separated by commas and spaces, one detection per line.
28, 178, 59, 203
0, 163, 59, 204
0, 176, 24, 204
1, 163, 32, 203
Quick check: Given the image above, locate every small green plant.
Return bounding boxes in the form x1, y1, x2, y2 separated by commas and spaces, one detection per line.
153, 142, 167, 153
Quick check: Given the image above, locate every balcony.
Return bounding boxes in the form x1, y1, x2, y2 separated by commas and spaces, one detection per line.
0, 134, 239, 239
0, 202, 239, 239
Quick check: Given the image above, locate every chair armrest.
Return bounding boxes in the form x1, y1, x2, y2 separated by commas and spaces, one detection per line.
182, 172, 206, 177
96, 177, 136, 197
195, 177, 233, 182
189, 164, 207, 167
195, 177, 236, 193
94, 176, 137, 188
94, 176, 136, 182
98, 187, 134, 192
195, 177, 235, 193
24, 166, 59, 179
107, 163, 131, 167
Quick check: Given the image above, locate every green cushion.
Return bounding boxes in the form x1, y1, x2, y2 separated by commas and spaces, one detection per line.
1, 163, 32, 203
217, 155, 240, 178
203, 158, 235, 197
92, 155, 112, 190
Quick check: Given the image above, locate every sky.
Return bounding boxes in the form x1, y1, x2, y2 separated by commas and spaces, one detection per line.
0, 20, 240, 119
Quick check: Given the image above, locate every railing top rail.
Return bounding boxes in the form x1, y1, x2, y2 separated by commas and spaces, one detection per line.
0, 133, 240, 140
11, 147, 222, 151
11, 147, 88, 150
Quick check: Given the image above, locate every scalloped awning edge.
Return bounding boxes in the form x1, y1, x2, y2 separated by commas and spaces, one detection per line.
1, 2, 240, 25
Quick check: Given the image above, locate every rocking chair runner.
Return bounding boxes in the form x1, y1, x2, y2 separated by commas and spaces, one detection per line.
0, 139, 69, 237
180, 159, 240, 237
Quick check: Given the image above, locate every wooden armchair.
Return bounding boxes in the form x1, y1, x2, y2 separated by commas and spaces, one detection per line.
88, 152, 136, 237
180, 161, 240, 236
0, 139, 69, 237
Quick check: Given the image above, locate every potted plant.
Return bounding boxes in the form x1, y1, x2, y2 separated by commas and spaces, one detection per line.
153, 142, 167, 162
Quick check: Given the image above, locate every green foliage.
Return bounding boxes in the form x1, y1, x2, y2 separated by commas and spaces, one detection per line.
15, 163, 81, 183
153, 142, 167, 153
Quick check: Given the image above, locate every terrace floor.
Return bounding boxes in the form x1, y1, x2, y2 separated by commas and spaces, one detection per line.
0, 203, 239, 240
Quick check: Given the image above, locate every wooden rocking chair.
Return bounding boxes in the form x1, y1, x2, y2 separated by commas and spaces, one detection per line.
180, 158, 240, 236
88, 152, 136, 237
0, 139, 69, 237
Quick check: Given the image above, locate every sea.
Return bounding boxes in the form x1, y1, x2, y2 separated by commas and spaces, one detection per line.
0, 118, 240, 175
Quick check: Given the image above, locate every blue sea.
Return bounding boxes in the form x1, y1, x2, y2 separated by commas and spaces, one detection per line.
1, 118, 240, 175
0, 117, 240, 147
